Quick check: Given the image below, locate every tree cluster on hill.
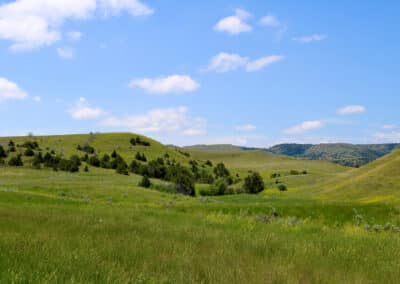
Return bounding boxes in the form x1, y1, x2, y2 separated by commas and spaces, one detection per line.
130, 137, 151, 146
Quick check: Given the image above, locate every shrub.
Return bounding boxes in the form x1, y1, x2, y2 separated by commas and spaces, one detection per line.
8, 155, 23, 167
243, 172, 265, 194
88, 155, 101, 167
84, 166, 89, 172
77, 144, 95, 154
290, 170, 300, 175
135, 152, 147, 162
278, 184, 288, 191
0, 145, 7, 158
270, 173, 280, 178
139, 175, 151, 188
32, 155, 42, 169
214, 162, 230, 178
24, 148, 35, 157
100, 154, 111, 168
116, 162, 129, 175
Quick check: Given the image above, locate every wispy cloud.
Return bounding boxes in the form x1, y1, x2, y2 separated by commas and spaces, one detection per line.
283, 120, 323, 135
67, 31, 83, 41
0, 77, 28, 101
293, 34, 327, 43
69, 97, 106, 120
129, 75, 200, 94
337, 105, 366, 115
57, 47, 74, 59
236, 124, 257, 131
214, 8, 252, 35
101, 106, 206, 136
205, 52, 284, 73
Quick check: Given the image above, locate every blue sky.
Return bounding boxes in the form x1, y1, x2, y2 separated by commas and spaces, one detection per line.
0, 0, 399, 146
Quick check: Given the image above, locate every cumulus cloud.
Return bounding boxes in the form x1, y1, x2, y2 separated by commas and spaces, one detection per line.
101, 106, 206, 136
205, 52, 284, 73
283, 120, 323, 135
67, 31, 82, 41
0, 0, 153, 51
129, 75, 200, 94
293, 34, 327, 43
337, 105, 366, 115
214, 8, 252, 35
69, 97, 106, 120
236, 124, 256, 131
57, 47, 74, 59
0, 77, 28, 101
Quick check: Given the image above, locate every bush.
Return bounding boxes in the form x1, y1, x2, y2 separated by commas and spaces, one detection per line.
8, 155, 23, 167
135, 152, 147, 162
290, 170, 300, 175
214, 162, 230, 179
77, 144, 95, 154
139, 175, 151, 188
24, 148, 35, 157
278, 184, 288, 191
88, 155, 101, 167
0, 145, 7, 158
243, 172, 265, 194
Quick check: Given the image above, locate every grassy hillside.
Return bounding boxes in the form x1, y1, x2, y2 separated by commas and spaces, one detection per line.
268, 143, 400, 167
2, 133, 400, 282
315, 148, 400, 202
0, 132, 191, 164
187, 149, 348, 192
2, 166, 400, 283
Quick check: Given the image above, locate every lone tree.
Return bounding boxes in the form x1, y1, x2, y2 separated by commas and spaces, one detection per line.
139, 175, 151, 188
243, 172, 265, 194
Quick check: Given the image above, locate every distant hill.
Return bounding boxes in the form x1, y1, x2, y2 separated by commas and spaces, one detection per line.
268, 143, 400, 167
185, 142, 400, 167
183, 144, 250, 152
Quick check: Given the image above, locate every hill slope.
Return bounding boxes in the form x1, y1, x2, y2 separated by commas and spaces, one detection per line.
315, 148, 400, 202
0, 132, 191, 163
268, 143, 400, 167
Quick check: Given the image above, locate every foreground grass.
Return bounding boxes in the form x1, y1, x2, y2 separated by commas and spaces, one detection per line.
1, 168, 400, 283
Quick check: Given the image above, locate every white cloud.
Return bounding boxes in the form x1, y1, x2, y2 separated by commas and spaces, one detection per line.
205, 52, 284, 73
245, 55, 285, 72
293, 34, 327, 43
214, 8, 252, 35
236, 124, 256, 131
57, 47, 74, 59
100, 0, 154, 16
259, 14, 280, 28
205, 53, 249, 73
101, 106, 206, 136
373, 132, 400, 142
33, 96, 41, 102
0, 0, 153, 51
130, 75, 200, 94
69, 97, 106, 120
283, 120, 323, 135
337, 105, 366, 115
67, 31, 82, 41
0, 77, 28, 101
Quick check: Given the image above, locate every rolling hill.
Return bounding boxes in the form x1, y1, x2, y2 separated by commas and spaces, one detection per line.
315, 148, 400, 202
186, 143, 400, 167
268, 143, 400, 167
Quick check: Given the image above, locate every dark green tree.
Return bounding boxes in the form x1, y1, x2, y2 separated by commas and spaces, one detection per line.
243, 172, 265, 194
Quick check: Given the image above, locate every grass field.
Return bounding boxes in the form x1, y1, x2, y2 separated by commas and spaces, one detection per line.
1, 133, 400, 283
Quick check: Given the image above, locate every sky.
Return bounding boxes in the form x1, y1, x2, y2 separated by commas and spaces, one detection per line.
0, 0, 399, 147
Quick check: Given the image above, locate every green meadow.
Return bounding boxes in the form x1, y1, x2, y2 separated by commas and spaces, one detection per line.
1, 133, 400, 283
